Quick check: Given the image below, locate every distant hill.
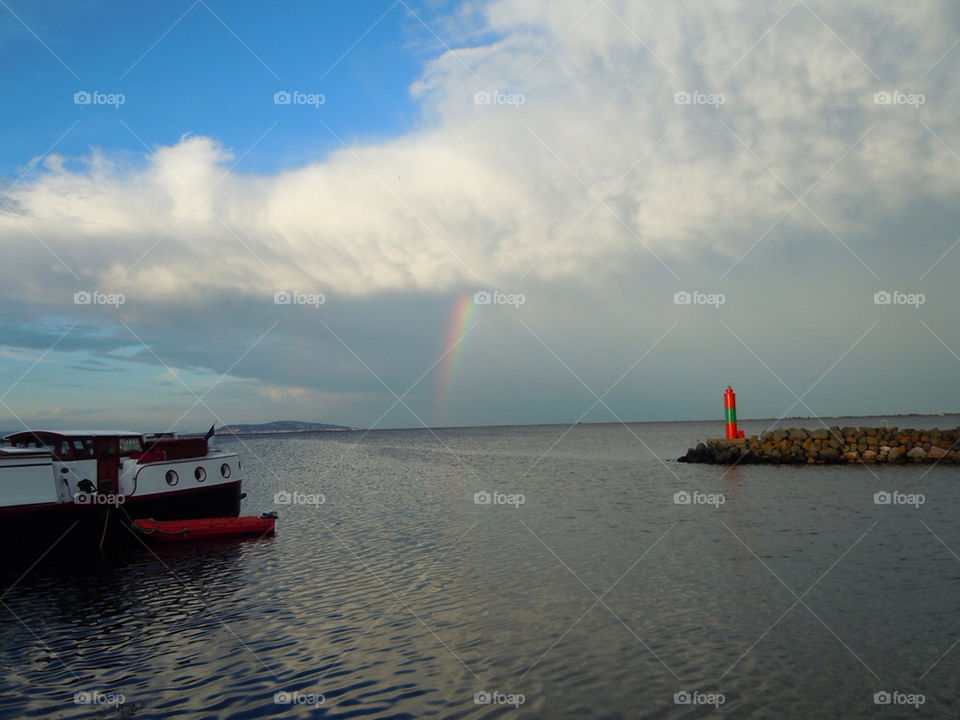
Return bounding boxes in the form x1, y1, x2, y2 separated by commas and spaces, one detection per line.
217, 420, 352, 435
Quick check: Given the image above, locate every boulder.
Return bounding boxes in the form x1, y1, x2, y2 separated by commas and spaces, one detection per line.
841, 451, 859, 463
716, 448, 739, 464
928, 446, 948, 460
810, 429, 830, 440
820, 447, 839, 461
789, 428, 808, 440
862, 450, 877, 464
907, 447, 927, 460
887, 446, 906, 462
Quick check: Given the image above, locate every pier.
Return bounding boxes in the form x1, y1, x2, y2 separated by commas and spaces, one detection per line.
678, 426, 960, 464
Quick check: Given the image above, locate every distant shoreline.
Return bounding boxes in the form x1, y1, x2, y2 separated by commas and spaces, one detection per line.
214, 413, 960, 436
219, 428, 353, 436
3, 414, 956, 439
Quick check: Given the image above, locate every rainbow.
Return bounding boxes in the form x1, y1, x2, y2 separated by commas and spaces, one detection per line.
433, 293, 476, 426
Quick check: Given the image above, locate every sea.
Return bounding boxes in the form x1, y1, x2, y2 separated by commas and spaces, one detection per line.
1, 416, 959, 718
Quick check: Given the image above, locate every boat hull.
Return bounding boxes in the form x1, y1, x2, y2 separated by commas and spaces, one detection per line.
0, 481, 243, 561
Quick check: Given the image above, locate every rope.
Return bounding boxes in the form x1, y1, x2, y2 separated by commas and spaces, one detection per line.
98, 510, 110, 550
135, 522, 189, 536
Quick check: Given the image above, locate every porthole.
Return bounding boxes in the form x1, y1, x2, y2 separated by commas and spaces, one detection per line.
220, 463, 231, 478
165, 470, 179, 486
194, 466, 207, 483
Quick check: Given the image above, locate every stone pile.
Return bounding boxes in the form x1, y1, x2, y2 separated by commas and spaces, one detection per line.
678, 426, 960, 464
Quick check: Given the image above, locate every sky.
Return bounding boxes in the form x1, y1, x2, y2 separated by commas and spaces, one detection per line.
0, 0, 959, 432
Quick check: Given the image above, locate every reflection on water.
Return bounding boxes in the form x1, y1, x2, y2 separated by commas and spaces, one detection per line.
1, 418, 959, 718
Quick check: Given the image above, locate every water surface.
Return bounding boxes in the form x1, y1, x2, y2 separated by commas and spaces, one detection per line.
2, 418, 958, 718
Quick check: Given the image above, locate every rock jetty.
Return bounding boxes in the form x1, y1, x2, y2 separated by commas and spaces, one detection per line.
678, 426, 960, 464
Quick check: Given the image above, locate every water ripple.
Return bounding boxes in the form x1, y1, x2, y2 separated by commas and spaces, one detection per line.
1, 421, 959, 717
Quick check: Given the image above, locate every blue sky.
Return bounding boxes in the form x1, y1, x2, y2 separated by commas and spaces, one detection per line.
1, 1, 959, 432
0, 0, 433, 175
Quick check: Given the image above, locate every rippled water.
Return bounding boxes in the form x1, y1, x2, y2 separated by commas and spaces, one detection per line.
2, 418, 959, 718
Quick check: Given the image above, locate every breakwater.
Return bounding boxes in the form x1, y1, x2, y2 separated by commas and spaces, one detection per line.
678, 426, 960, 464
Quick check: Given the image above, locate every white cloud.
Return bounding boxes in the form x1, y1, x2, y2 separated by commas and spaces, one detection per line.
1, 0, 958, 309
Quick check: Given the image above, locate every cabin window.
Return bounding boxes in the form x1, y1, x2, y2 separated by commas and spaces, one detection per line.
220, 463, 231, 478
194, 466, 206, 482
55, 440, 73, 460
165, 470, 179, 486
72, 439, 94, 458
119, 437, 144, 455
8, 433, 53, 449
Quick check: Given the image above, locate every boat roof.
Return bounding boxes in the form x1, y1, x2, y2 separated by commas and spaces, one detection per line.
0, 446, 51, 455
2, 430, 143, 439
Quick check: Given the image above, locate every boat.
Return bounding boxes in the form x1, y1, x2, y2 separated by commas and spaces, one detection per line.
0, 428, 244, 553
132, 514, 276, 541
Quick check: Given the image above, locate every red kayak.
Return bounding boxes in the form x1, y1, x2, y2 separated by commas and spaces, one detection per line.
133, 515, 276, 541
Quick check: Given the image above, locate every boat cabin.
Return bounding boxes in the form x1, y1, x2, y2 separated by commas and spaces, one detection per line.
4, 431, 143, 495
2, 430, 209, 497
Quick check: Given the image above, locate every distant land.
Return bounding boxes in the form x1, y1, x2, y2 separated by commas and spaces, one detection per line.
217, 420, 352, 435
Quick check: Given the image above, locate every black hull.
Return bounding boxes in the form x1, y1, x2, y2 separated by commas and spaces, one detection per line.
0, 481, 242, 563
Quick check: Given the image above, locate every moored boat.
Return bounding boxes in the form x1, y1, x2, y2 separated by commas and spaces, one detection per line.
0, 428, 244, 554
132, 514, 276, 541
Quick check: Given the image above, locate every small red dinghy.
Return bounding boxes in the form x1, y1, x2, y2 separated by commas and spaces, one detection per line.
133, 514, 276, 541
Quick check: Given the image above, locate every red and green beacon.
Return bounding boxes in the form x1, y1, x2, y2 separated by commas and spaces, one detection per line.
724, 386, 746, 439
